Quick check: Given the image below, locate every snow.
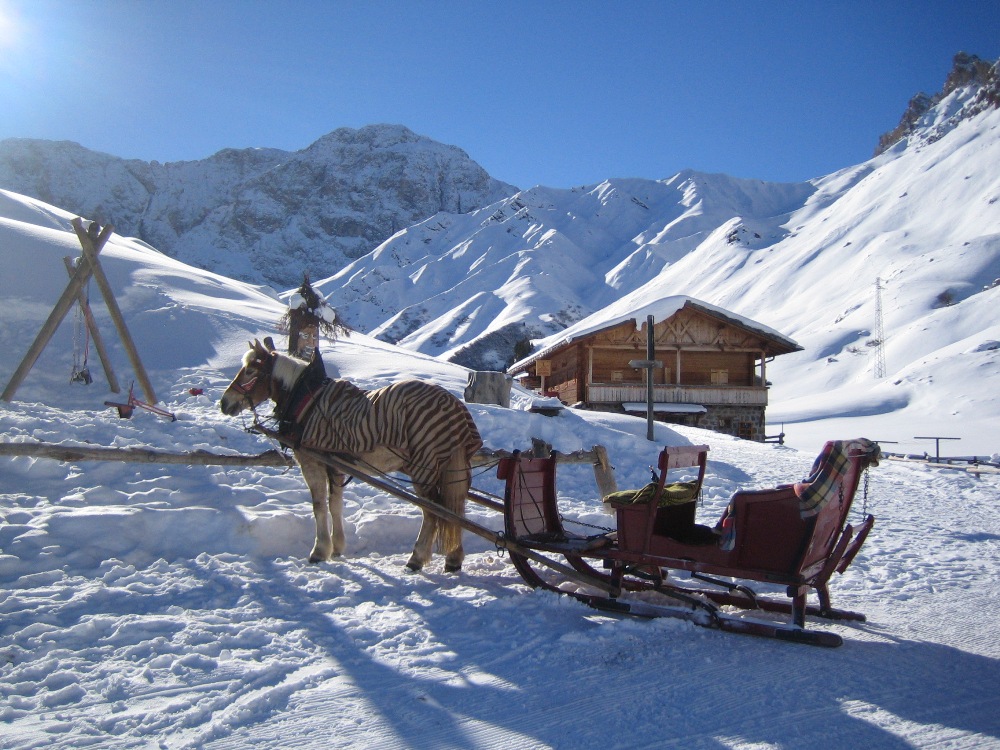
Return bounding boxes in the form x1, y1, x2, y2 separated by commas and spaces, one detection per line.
2, 189, 1000, 749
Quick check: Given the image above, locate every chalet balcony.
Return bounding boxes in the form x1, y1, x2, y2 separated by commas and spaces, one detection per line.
587, 383, 768, 408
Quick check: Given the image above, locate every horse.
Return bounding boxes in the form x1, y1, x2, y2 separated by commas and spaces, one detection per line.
220, 339, 483, 571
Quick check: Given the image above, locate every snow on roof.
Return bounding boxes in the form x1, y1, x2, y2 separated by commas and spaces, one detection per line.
508, 294, 801, 374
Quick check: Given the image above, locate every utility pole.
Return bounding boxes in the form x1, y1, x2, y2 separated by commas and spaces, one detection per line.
874, 278, 887, 379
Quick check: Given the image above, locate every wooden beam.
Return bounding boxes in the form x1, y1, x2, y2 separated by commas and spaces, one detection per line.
71, 218, 158, 404
63, 256, 121, 393
0, 441, 294, 466
1, 226, 107, 402
0, 440, 614, 471
1, 435, 619, 518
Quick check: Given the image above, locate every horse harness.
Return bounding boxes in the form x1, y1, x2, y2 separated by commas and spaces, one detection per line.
237, 351, 329, 449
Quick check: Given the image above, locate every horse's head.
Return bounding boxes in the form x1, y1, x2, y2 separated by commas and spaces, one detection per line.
220, 338, 276, 416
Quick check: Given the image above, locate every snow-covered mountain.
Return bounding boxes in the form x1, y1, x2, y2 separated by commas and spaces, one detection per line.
309, 54, 1000, 454
317, 173, 816, 369
1, 54, 996, 454
318, 55, 999, 371
0, 124, 516, 289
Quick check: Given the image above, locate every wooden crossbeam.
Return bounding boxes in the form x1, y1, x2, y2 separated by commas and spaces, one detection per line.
70, 218, 157, 404
2, 222, 114, 402
2, 219, 157, 405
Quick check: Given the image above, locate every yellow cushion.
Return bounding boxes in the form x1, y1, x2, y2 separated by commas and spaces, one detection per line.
604, 481, 698, 507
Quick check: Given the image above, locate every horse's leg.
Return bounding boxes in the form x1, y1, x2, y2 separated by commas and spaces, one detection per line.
406, 504, 438, 572
439, 450, 469, 573
326, 466, 346, 557
296, 453, 335, 563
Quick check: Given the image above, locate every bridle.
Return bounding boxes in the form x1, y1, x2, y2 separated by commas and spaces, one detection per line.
232, 353, 274, 413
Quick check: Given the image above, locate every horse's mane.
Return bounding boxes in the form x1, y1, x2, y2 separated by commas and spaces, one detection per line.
272, 352, 309, 392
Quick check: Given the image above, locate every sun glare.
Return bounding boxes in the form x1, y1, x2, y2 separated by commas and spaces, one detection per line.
0, 3, 19, 51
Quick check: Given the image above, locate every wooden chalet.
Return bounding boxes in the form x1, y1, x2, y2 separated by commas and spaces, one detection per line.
507, 296, 802, 441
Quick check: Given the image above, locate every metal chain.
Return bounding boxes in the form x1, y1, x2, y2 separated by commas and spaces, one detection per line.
558, 512, 615, 535
861, 467, 872, 517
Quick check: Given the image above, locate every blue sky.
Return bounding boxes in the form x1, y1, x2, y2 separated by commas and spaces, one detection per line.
1, 1, 998, 189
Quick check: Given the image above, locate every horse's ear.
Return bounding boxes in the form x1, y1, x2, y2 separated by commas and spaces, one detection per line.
251, 339, 269, 358
263, 336, 275, 351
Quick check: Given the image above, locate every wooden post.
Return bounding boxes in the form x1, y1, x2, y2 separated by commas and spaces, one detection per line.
914, 436, 961, 463
592, 444, 618, 497
71, 218, 158, 404
1, 224, 111, 402
628, 316, 661, 442
530, 438, 552, 458
63, 256, 121, 393
645, 315, 654, 441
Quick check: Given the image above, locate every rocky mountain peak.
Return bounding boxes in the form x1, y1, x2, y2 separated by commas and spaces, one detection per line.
875, 52, 999, 156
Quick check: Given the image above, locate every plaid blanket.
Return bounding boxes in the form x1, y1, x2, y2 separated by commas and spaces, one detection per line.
717, 438, 880, 550
794, 438, 880, 518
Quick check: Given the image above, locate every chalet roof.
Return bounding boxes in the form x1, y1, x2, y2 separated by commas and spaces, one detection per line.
508, 295, 802, 375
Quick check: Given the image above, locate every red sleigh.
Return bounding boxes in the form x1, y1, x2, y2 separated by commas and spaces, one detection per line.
497, 439, 880, 647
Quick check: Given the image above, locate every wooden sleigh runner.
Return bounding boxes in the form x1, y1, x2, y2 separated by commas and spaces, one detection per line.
497, 439, 881, 647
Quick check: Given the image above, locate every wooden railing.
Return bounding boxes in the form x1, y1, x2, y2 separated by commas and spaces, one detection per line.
587, 383, 768, 406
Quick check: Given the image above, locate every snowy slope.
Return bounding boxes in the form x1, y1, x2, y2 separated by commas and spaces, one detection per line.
1, 189, 999, 749
639, 102, 1000, 456
317, 174, 814, 368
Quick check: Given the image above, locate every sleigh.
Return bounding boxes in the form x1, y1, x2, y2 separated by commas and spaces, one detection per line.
241, 410, 879, 647
496, 439, 880, 647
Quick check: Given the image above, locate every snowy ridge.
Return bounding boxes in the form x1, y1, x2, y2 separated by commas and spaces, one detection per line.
318, 174, 814, 366
0, 125, 516, 289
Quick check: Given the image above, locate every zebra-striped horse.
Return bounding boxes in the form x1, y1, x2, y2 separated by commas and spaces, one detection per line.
221, 339, 483, 571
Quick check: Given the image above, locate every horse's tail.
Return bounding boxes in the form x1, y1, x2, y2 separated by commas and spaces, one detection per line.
435, 447, 470, 554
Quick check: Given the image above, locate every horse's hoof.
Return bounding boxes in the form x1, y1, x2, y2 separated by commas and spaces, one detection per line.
308, 554, 327, 564
405, 561, 423, 572
444, 563, 462, 573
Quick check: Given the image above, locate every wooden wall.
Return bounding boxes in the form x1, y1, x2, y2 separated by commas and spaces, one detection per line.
535, 308, 773, 395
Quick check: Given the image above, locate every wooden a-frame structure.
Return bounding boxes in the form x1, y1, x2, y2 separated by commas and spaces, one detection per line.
2, 218, 158, 405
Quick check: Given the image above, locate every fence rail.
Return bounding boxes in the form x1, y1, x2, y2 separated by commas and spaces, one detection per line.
587, 384, 768, 406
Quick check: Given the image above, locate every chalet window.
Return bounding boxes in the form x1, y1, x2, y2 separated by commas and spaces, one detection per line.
711, 369, 729, 385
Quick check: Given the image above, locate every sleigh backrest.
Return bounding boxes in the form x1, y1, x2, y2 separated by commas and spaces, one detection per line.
722, 439, 879, 578
613, 445, 709, 554
795, 440, 875, 574
658, 444, 709, 493
497, 453, 561, 541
